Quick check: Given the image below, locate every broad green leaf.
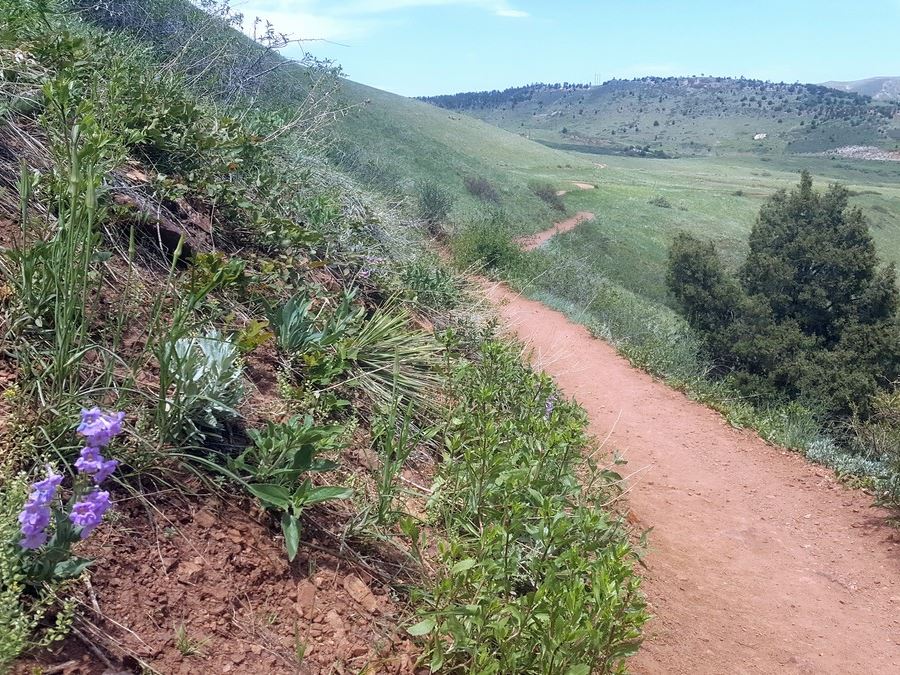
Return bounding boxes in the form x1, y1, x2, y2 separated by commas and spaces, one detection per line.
248, 483, 291, 508
450, 558, 477, 575
54, 557, 94, 579
303, 485, 353, 506
406, 618, 435, 636
281, 512, 301, 562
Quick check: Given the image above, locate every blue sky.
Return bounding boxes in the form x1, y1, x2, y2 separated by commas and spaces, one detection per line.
234, 1, 900, 96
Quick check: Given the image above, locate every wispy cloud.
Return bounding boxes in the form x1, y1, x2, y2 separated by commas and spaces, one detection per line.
236, 0, 528, 43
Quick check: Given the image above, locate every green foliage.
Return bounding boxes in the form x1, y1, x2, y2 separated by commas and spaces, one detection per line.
648, 196, 672, 208
158, 330, 244, 444
231, 417, 352, 560
417, 180, 455, 224
400, 256, 460, 310
667, 172, 900, 416
371, 399, 436, 526
452, 216, 521, 272
414, 341, 646, 673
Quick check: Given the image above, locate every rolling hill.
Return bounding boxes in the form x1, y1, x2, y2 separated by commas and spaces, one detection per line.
823, 76, 900, 101
422, 77, 900, 158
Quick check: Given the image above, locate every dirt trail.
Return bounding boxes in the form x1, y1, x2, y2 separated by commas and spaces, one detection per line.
516, 211, 594, 251
480, 281, 900, 674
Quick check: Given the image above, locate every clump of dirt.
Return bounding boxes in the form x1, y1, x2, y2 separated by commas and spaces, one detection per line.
20, 493, 423, 674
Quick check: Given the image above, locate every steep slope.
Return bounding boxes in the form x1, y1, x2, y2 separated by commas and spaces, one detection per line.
331, 78, 596, 230
824, 76, 900, 101
423, 77, 900, 157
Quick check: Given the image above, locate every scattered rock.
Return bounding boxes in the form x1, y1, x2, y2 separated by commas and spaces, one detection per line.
343, 574, 378, 614
296, 580, 317, 618
193, 510, 216, 529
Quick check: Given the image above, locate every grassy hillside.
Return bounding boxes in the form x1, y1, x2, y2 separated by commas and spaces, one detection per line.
423, 77, 900, 157
330, 79, 597, 232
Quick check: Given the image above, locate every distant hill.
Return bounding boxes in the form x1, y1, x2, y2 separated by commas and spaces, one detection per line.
421, 77, 900, 158
822, 77, 900, 101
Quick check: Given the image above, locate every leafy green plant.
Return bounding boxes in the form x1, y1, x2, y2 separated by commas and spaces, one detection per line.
412, 341, 646, 673
401, 257, 460, 310
158, 330, 244, 444
229, 417, 352, 560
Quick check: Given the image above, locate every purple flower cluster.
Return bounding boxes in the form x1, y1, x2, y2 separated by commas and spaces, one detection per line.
544, 393, 558, 420
74, 407, 122, 484
77, 408, 125, 448
70, 408, 122, 538
17, 408, 124, 551
69, 489, 111, 539
18, 467, 63, 549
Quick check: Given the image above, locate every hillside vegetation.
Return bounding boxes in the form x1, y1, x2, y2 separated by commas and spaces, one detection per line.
0, 1, 646, 672
423, 77, 900, 157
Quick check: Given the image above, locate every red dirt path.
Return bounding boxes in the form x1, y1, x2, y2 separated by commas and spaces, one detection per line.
480, 280, 900, 674
516, 211, 594, 251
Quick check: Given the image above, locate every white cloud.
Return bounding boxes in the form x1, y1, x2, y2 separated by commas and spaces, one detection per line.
235, 0, 529, 42
495, 7, 528, 17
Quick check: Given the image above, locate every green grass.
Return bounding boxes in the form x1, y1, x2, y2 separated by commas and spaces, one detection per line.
532, 154, 900, 304
332, 80, 598, 232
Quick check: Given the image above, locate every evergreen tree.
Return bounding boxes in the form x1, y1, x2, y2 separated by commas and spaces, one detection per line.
667, 172, 900, 414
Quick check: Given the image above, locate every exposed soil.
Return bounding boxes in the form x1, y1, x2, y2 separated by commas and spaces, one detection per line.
571, 181, 596, 190
16, 493, 422, 675
480, 280, 900, 674
516, 211, 595, 251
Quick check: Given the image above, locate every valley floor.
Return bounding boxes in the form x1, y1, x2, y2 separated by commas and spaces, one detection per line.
480, 279, 900, 674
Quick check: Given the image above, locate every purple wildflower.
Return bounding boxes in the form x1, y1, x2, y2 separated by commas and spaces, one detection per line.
69, 489, 111, 539
77, 408, 125, 448
544, 393, 557, 420
18, 466, 62, 550
75, 446, 118, 484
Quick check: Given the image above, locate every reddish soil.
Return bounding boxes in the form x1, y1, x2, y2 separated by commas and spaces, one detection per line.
480, 280, 900, 674
516, 211, 594, 251
17, 493, 422, 675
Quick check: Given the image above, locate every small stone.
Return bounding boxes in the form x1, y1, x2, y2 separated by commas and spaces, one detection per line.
176, 562, 203, 584
250, 645, 262, 655
193, 510, 216, 529
296, 580, 317, 618
343, 574, 377, 614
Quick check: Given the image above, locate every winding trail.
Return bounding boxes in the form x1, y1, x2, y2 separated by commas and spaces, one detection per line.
479, 277, 900, 673
516, 211, 594, 251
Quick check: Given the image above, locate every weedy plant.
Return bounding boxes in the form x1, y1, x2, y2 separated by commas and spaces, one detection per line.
229, 417, 352, 561
371, 399, 437, 526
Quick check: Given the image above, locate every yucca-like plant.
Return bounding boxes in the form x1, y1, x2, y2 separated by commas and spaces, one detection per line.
157, 329, 244, 444
344, 305, 444, 411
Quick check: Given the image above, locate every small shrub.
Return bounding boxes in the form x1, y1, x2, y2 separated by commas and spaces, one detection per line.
648, 195, 672, 208
158, 330, 244, 444
463, 176, 500, 203
452, 218, 520, 272
229, 416, 351, 560
529, 180, 565, 212
417, 180, 454, 225
401, 257, 460, 310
